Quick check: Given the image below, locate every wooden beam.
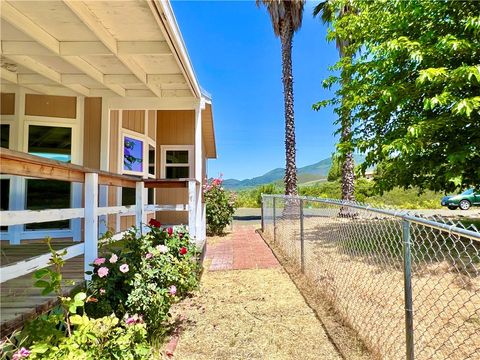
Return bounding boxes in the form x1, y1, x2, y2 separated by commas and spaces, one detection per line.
147, 74, 185, 85
17, 73, 57, 85
0, 243, 85, 283
63, 0, 163, 98
0, 68, 17, 84
117, 41, 170, 55
0, 148, 138, 188
104, 74, 142, 85
61, 74, 102, 86
0, 208, 84, 227
0, 1, 126, 96
4, 55, 90, 96
1, 41, 54, 56
60, 41, 110, 55
143, 179, 195, 188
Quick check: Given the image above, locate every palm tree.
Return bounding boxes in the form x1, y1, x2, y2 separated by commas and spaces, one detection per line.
257, 0, 305, 196
314, 1, 355, 202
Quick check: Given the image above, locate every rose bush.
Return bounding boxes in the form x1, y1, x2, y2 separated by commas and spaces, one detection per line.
85, 221, 199, 336
204, 176, 237, 235
2, 224, 200, 358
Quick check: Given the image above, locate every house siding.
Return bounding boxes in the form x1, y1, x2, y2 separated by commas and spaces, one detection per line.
155, 110, 195, 225
83, 98, 102, 170
25, 94, 76, 119
0, 93, 15, 115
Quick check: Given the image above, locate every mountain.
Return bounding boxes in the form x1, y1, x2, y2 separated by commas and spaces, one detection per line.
223, 154, 366, 190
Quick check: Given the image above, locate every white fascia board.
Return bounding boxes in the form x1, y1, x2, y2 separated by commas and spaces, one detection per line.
152, 0, 202, 99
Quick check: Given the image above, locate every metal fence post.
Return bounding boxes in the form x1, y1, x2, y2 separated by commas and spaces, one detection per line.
300, 198, 305, 273
402, 219, 415, 360
272, 196, 276, 243
260, 194, 264, 232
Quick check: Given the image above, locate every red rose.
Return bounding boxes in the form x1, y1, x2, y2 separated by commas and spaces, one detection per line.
167, 227, 173, 236
149, 218, 161, 228
179, 247, 188, 255
178, 232, 184, 238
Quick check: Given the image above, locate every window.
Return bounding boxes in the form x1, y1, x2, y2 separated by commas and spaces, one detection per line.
1, 124, 10, 148
123, 135, 144, 175
1, 179, 9, 231
26, 124, 72, 230
122, 187, 136, 206
148, 144, 155, 177
148, 188, 155, 205
25, 179, 70, 230
161, 146, 193, 179
28, 125, 72, 162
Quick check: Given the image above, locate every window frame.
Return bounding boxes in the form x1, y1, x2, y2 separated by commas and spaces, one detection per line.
160, 145, 194, 179
120, 130, 146, 177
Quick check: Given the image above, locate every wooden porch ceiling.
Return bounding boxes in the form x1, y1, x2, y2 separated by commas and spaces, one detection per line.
0, 0, 199, 100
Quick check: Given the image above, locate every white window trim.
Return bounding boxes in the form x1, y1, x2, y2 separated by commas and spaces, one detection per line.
120, 130, 146, 177
147, 140, 156, 179
160, 145, 194, 179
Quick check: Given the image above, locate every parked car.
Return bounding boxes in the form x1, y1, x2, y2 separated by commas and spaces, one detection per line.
441, 188, 480, 210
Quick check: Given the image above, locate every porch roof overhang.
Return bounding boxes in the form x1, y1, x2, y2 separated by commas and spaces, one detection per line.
0, 0, 201, 100
0, 0, 216, 159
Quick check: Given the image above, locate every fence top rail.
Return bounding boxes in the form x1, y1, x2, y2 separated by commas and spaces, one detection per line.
144, 178, 199, 188
0, 148, 138, 188
262, 194, 480, 241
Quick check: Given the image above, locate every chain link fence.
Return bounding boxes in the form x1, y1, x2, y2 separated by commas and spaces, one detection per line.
262, 195, 480, 360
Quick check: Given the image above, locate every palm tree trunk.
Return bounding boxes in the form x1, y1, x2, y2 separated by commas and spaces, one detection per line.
340, 46, 355, 202
341, 125, 355, 201
281, 20, 298, 197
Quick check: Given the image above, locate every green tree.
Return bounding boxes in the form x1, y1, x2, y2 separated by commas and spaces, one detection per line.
313, 0, 356, 201
257, 0, 305, 196
327, 154, 342, 181
315, 0, 480, 193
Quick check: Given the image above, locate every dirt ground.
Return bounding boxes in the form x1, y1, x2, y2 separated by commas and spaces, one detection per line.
166, 260, 343, 359
264, 216, 480, 360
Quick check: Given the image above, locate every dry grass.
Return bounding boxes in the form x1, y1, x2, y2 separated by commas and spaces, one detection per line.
261, 233, 372, 360
164, 268, 342, 360
266, 217, 480, 360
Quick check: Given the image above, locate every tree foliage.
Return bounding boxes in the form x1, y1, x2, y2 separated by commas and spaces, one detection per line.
315, 0, 480, 193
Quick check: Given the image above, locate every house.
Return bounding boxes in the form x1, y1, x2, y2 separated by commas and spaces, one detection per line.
0, 0, 216, 329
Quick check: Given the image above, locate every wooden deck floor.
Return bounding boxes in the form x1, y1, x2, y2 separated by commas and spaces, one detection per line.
0, 241, 85, 337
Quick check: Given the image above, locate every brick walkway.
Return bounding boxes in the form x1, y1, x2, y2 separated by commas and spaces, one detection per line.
206, 226, 279, 271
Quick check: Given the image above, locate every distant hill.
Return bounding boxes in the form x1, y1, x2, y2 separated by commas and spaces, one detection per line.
223, 154, 366, 190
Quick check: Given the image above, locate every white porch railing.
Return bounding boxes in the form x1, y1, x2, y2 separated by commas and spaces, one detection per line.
0, 148, 199, 283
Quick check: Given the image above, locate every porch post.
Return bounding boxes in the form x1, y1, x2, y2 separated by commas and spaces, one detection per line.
135, 181, 146, 235
188, 180, 197, 240
194, 100, 204, 245
84, 173, 98, 280
8, 176, 23, 245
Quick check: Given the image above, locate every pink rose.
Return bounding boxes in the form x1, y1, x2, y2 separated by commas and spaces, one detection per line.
145, 252, 153, 259
97, 267, 109, 278
93, 257, 106, 266
99, 288, 106, 295
12, 347, 31, 359
169, 285, 177, 296
125, 314, 144, 326
119, 264, 129, 273
109, 254, 118, 263
167, 227, 173, 236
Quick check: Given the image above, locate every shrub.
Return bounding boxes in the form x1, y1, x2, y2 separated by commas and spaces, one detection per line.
86, 222, 199, 336
1, 238, 150, 359
204, 177, 236, 235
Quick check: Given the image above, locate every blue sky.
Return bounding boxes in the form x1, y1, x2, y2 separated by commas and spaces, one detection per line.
172, 1, 339, 180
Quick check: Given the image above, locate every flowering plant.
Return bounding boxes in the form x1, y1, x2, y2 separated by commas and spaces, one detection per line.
86, 223, 199, 336
204, 175, 237, 235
